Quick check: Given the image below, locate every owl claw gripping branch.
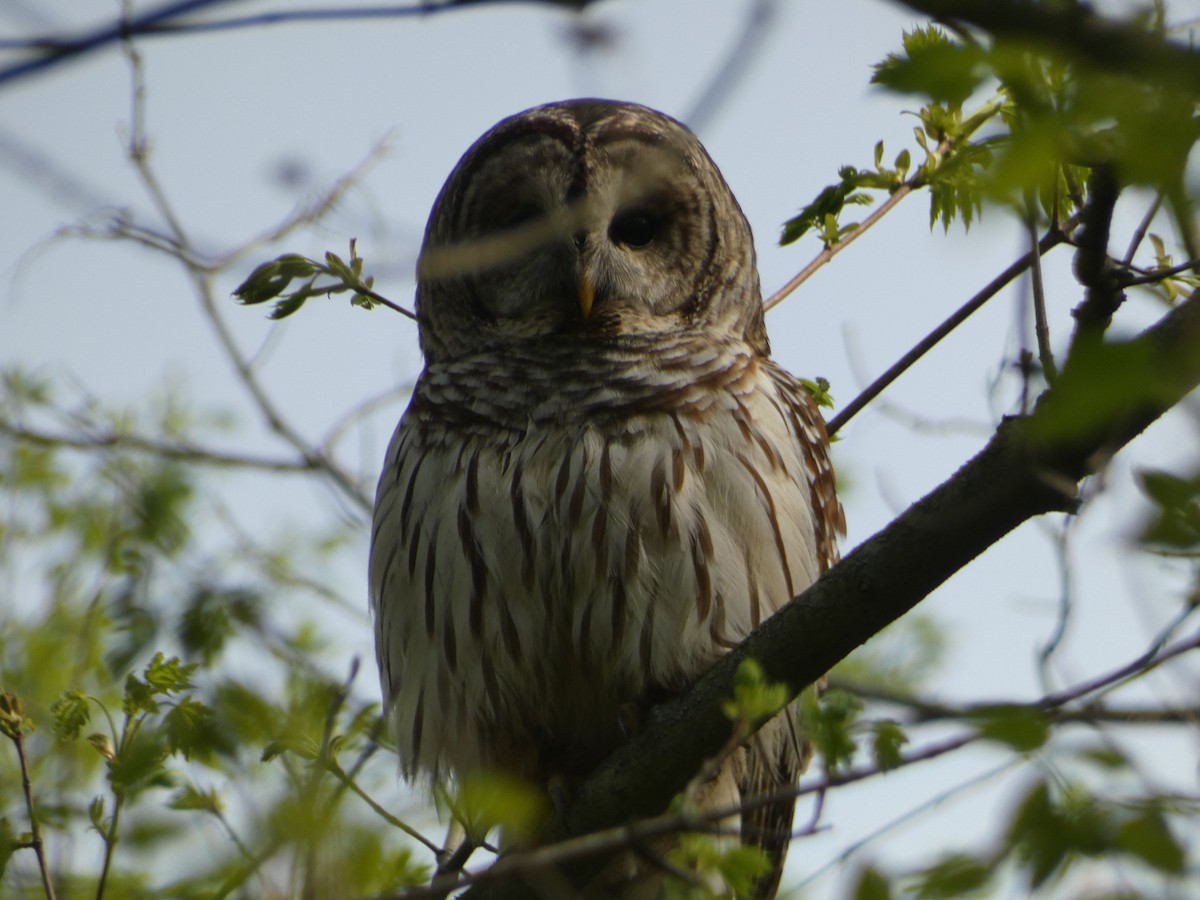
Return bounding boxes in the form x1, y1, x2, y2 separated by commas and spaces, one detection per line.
370, 99, 843, 898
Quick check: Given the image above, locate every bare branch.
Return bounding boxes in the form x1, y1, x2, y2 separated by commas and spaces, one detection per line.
1, 1, 604, 89
827, 221, 1074, 437
763, 182, 917, 312
116, 40, 373, 514
1027, 211, 1058, 383
0, 420, 319, 473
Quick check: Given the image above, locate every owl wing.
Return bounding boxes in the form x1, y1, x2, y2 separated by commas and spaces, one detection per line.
736, 364, 843, 898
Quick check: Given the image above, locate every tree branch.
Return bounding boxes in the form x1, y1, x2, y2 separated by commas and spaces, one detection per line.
826, 222, 1073, 436
464, 284, 1200, 897
0, 1, 602, 89
892, 0, 1200, 86
0, 420, 319, 473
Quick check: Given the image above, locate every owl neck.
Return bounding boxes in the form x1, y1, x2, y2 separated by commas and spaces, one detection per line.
412, 332, 762, 432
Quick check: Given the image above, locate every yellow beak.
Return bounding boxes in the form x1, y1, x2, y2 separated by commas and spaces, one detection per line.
578, 271, 595, 320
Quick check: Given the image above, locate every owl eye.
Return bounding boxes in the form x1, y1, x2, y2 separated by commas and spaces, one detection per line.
609, 209, 660, 248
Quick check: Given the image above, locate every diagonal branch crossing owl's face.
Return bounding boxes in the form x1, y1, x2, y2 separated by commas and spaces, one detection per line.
415, 100, 767, 363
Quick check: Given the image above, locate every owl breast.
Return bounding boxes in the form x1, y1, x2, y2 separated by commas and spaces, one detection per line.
369, 337, 829, 782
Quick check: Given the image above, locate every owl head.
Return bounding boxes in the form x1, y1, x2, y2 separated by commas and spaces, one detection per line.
415, 100, 768, 363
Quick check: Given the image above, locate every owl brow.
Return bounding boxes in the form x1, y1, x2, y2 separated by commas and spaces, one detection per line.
456, 116, 580, 196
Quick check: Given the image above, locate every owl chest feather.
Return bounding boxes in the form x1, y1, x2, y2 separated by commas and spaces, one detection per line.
369, 352, 825, 779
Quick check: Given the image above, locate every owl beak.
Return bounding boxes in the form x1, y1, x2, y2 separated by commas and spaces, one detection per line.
578, 271, 595, 319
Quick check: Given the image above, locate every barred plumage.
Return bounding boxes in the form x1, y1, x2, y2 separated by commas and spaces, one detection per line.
370, 100, 843, 898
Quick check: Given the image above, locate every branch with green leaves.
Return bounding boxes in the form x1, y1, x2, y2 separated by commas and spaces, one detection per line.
234, 239, 416, 322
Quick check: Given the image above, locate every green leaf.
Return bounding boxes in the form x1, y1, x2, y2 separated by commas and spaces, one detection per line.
910, 853, 992, 898
799, 376, 835, 410
722, 658, 789, 727
800, 687, 863, 772
971, 705, 1049, 752
162, 696, 214, 759
851, 865, 894, 900
1028, 338, 1178, 444
715, 844, 771, 897
168, 783, 221, 814
872, 27, 986, 107
51, 690, 91, 741
144, 652, 197, 696
269, 290, 310, 320
123, 673, 158, 716
1114, 808, 1185, 874
1074, 745, 1130, 770
1138, 468, 1200, 553
780, 164, 876, 247
1005, 781, 1069, 888
108, 729, 171, 795
871, 719, 908, 771
88, 796, 106, 832
451, 772, 547, 844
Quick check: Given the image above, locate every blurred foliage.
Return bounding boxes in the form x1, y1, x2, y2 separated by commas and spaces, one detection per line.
0, 372, 429, 896
784, 18, 1200, 246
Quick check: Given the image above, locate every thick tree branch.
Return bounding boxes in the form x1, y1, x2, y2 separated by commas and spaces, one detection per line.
465, 286, 1200, 897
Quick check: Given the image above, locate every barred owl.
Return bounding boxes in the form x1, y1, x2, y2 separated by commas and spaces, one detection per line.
370, 99, 842, 897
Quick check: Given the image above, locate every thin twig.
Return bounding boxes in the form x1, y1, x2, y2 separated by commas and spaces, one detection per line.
0, 420, 317, 472
1118, 256, 1200, 287
797, 758, 1020, 889
320, 384, 412, 457
9, 726, 58, 900
684, 0, 778, 134
323, 760, 443, 856
1123, 193, 1164, 265
827, 223, 1074, 436
117, 36, 372, 514
1036, 518, 1074, 693
395, 730, 977, 900
839, 627, 1200, 724
0, 0, 488, 87
763, 182, 916, 312
1027, 210, 1058, 382
216, 143, 393, 271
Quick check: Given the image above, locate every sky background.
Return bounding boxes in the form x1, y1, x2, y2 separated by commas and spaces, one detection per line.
3, 0, 1199, 895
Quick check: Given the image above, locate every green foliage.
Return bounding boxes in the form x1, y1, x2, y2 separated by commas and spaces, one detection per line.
664, 834, 771, 900
969, 705, 1050, 753
0, 372, 429, 897
908, 852, 993, 898
787, 13, 1200, 255
234, 239, 383, 320
1002, 780, 1186, 888
1140, 234, 1200, 304
446, 772, 548, 844
851, 865, 894, 900
800, 687, 864, 773
870, 719, 908, 771
1026, 337, 1179, 443
1138, 468, 1200, 555
722, 659, 789, 730
800, 376, 836, 410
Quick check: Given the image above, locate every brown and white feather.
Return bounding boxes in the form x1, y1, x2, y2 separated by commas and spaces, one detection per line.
370, 99, 842, 898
